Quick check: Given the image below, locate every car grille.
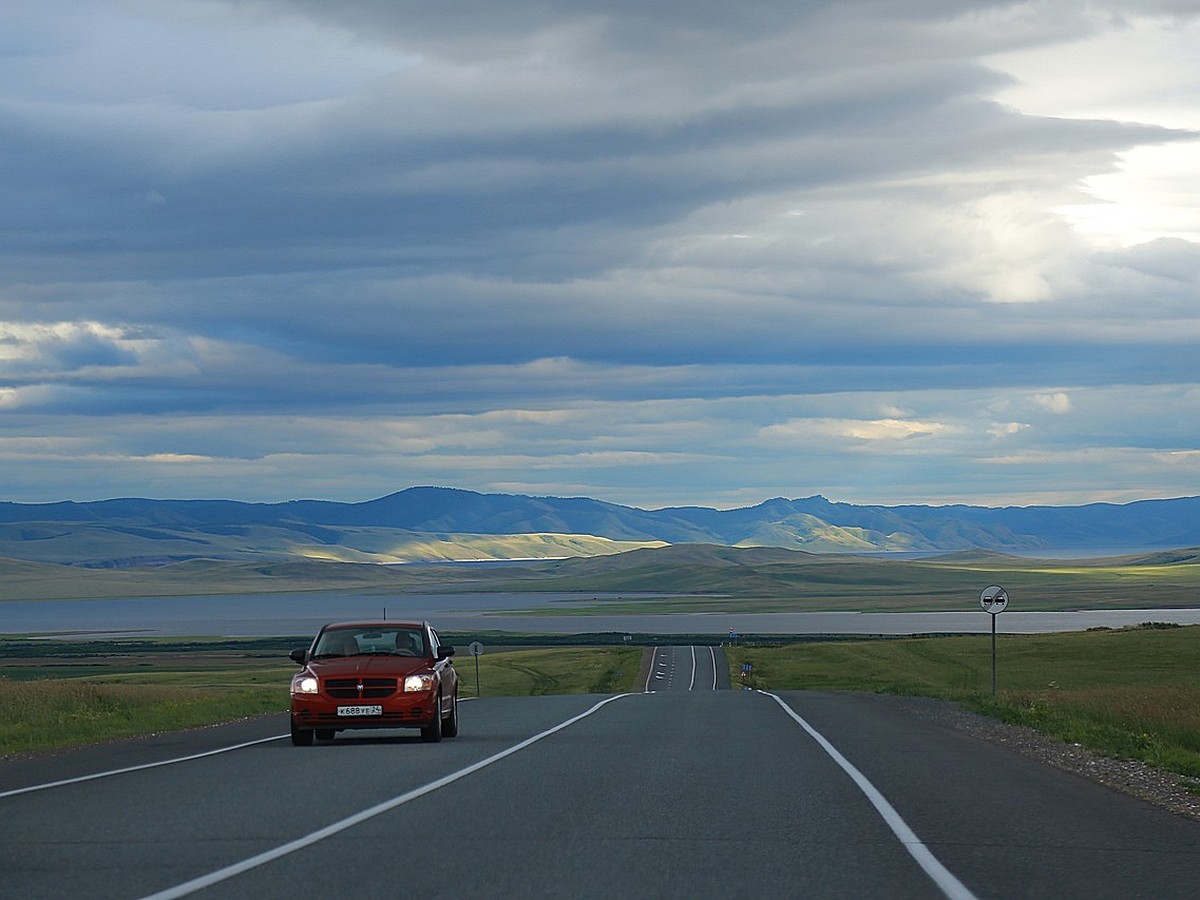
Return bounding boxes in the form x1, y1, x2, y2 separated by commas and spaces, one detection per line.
325, 677, 397, 699
310, 709, 426, 723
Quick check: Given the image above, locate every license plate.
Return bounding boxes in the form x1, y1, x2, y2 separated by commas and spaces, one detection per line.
337, 705, 383, 717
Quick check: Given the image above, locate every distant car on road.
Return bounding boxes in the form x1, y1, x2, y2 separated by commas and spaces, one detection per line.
288, 621, 458, 746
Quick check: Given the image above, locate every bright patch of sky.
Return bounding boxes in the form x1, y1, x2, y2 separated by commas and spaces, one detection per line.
2, 1, 1199, 510
990, 11, 1200, 246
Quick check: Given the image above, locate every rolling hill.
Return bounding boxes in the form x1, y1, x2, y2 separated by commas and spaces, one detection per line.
0, 486, 1197, 568
4, 541, 1198, 611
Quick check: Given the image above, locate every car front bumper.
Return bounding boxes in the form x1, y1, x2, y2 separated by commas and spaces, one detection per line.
291, 693, 439, 730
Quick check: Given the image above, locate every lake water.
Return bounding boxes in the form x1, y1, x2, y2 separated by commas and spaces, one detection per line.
3, 591, 1200, 638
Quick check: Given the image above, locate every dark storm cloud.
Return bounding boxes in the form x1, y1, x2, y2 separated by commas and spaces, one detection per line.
3, 2, 1179, 291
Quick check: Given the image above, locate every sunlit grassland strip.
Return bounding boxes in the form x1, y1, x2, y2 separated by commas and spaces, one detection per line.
727, 624, 1200, 780
6, 546, 1198, 608
517, 557, 1200, 613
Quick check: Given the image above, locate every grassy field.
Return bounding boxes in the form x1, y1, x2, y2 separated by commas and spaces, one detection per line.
457, 647, 643, 697
727, 623, 1200, 781
0, 680, 284, 757
519, 551, 1200, 613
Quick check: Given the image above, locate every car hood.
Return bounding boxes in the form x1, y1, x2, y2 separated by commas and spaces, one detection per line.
308, 655, 432, 676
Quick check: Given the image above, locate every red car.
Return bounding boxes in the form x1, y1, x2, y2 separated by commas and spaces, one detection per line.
289, 621, 459, 745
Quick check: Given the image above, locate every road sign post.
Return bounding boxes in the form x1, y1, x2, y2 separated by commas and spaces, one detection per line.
468, 641, 484, 697
979, 585, 1009, 695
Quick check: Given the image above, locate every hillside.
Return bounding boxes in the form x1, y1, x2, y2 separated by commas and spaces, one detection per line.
0, 487, 1197, 567
5, 542, 1198, 611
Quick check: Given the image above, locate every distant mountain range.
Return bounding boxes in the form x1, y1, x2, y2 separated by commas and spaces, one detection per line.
1, 487, 1198, 567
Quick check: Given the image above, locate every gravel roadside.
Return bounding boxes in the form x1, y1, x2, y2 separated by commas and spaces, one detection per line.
891, 695, 1200, 822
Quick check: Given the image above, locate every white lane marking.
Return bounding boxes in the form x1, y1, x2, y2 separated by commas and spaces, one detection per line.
643, 646, 658, 693
142, 693, 635, 900
688, 645, 696, 691
764, 692, 978, 900
709, 646, 718, 691
0, 735, 287, 801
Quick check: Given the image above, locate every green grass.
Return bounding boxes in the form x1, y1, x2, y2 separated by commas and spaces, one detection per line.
456, 647, 643, 697
727, 624, 1200, 778
0, 678, 285, 757
0, 637, 296, 756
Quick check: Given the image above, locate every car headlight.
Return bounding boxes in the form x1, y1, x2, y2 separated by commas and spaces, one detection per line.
403, 673, 436, 692
291, 674, 319, 695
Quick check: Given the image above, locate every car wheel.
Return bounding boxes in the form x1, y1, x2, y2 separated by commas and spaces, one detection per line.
443, 691, 459, 739
315, 729, 335, 742
291, 722, 314, 746
420, 695, 443, 743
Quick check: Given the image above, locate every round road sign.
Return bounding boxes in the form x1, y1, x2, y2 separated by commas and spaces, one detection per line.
468, 641, 484, 657
979, 585, 1009, 614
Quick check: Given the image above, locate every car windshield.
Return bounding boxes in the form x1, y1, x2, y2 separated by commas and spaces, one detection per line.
312, 627, 426, 658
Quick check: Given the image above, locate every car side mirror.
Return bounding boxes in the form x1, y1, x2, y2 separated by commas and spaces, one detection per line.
437, 645, 456, 659
289, 648, 307, 665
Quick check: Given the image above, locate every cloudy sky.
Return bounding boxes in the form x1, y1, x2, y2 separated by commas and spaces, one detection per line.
3, 1, 1199, 510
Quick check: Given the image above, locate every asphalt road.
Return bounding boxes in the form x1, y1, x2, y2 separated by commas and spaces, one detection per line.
643, 644, 730, 691
3, 666, 1199, 898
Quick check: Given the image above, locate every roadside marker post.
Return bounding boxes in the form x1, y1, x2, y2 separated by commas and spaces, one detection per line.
468, 641, 484, 697
979, 585, 1009, 695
